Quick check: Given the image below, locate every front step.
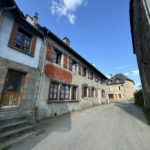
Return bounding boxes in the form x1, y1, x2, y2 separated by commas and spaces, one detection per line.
0, 120, 29, 134
0, 115, 27, 126
0, 125, 33, 143
0, 108, 33, 144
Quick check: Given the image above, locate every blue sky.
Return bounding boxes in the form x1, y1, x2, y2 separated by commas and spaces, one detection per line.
15, 0, 141, 89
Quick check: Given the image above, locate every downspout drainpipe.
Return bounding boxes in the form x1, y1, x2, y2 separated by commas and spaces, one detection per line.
35, 31, 49, 122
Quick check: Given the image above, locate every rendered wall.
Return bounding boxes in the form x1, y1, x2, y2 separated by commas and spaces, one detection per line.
0, 12, 42, 68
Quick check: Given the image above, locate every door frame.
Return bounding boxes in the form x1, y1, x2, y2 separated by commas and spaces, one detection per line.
0, 70, 26, 108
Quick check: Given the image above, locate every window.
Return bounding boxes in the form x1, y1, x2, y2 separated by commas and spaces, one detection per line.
118, 94, 122, 98
92, 89, 94, 97
73, 87, 76, 100
118, 86, 121, 90
72, 61, 77, 72
116, 79, 120, 83
91, 73, 93, 80
108, 80, 111, 84
49, 83, 58, 100
84, 87, 87, 97
84, 67, 86, 77
102, 90, 105, 98
14, 27, 32, 53
53, 50, 61, 65
61, 85, 70, 100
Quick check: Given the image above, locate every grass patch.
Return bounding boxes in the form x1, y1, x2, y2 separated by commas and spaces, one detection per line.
143, 107, 150, 125
1, 145, 12, 150
36, 119, 41, 123
36, 130, 45, 136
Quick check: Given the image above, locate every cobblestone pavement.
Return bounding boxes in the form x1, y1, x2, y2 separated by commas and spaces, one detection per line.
11, 101, 150, 150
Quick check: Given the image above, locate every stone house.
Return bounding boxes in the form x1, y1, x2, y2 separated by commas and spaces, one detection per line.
130, 0, 150, 106
0, 0, 109, 141
107, 74, 135, 101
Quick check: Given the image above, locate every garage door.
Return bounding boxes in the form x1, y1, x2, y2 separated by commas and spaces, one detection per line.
109, 94, 114, 100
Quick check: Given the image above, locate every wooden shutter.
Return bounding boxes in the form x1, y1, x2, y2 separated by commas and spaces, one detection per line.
82, 84, 84, 98
47, 42, 54, 62
59, 83, 62, 100
82, 65, 84, 76
8, 21, 19, 46
95, 88, 97, 97
30, 35, 37, 56
69, 56, 72, 71
71, 86, 73, 100
88, 70, 90, 79
78, 63, 81, 75
63, 53, 68, 69
88, 86, 90, 97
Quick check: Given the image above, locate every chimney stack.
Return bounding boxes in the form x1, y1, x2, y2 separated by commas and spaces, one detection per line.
32, 12, 38, 26
62, 37, 70, 46
110, 74, 113, 78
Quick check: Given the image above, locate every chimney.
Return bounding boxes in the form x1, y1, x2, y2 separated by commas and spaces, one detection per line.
32, 12, 38, 26
62, 37, 70, 46
110, 74, 113, 78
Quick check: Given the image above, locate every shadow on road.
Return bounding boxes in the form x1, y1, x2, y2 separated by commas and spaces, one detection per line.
110, 101, 148, 125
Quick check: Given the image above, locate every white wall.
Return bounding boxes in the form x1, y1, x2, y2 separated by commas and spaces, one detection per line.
0, 12, 42, 68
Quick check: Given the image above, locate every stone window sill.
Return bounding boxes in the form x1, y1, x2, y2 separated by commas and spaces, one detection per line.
8, 44, 34, 57
47, 100, 79, 103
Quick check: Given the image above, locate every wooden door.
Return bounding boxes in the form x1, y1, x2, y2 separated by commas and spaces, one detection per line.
0, 70, 25, 108
115, 94, 118, 100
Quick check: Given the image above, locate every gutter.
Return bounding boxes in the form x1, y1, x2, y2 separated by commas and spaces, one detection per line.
35, 31, 49, 122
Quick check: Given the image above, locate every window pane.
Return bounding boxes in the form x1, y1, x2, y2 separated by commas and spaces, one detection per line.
61, 88, 64, 93
14, 31, 23, 48
57, 54, 61, 65
61, 94, 64, 98
65, 94, 68, 98
51, 83, 53, 87
50, 94, 52, 98
54, 88, 57, 93
66, 86, 69, 90
54, 94, 56, 99
23, 36, 31, 52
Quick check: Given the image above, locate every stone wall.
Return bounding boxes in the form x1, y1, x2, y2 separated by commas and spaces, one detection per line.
107, 84, 125, 101
124, 80, 135, 100
0, 56, 41, 123
132, 0, 150, 106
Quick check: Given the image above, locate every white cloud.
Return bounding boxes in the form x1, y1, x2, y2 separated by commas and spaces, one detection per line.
132, 70, 139, 76
116, 65, 132, 69
106, 75, 110, 79
50, 0, 87, 24
124, 73, 129, 76
135, 83, 142, 89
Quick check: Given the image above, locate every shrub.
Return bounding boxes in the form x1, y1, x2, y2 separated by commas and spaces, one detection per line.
134, 89, 144, 106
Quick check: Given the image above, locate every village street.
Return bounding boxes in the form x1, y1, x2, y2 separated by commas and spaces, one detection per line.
10, 102, 150, 150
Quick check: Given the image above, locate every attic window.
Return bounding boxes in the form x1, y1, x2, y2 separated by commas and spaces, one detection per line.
116, 79, 120, 83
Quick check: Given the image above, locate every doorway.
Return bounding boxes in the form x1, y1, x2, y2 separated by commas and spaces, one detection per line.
0, 70, 25, 108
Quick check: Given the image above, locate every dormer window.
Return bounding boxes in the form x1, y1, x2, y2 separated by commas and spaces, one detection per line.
116, 79, 120, 83
108, 80, 111, 84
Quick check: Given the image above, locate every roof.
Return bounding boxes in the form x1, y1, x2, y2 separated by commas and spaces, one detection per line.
3, 0, 108, 80
107, 73, 135, 85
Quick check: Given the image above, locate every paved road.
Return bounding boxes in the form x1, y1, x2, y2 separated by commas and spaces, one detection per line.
11, 102, 150, 150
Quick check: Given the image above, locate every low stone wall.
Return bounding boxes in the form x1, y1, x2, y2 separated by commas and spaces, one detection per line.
37, 98, 108, 120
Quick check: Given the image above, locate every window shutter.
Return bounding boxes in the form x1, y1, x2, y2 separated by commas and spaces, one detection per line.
8, 21, 19, 46
71, 86, 73, 100
30, 35, 37, 56
69, 56, 72, 71
82, 84, 84, 98
96, 88, 97, 97
88, 70, 90, 79
63, 53, 68, 69
59, 83, 62, 100
88, 86, 90, 97
47, 42, 54, 62
82, 65, 84, 76
78, 63, 81, 75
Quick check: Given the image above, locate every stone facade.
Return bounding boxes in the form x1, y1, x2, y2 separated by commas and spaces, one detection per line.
130, 0, 150, 106
37, 36, 108, 120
